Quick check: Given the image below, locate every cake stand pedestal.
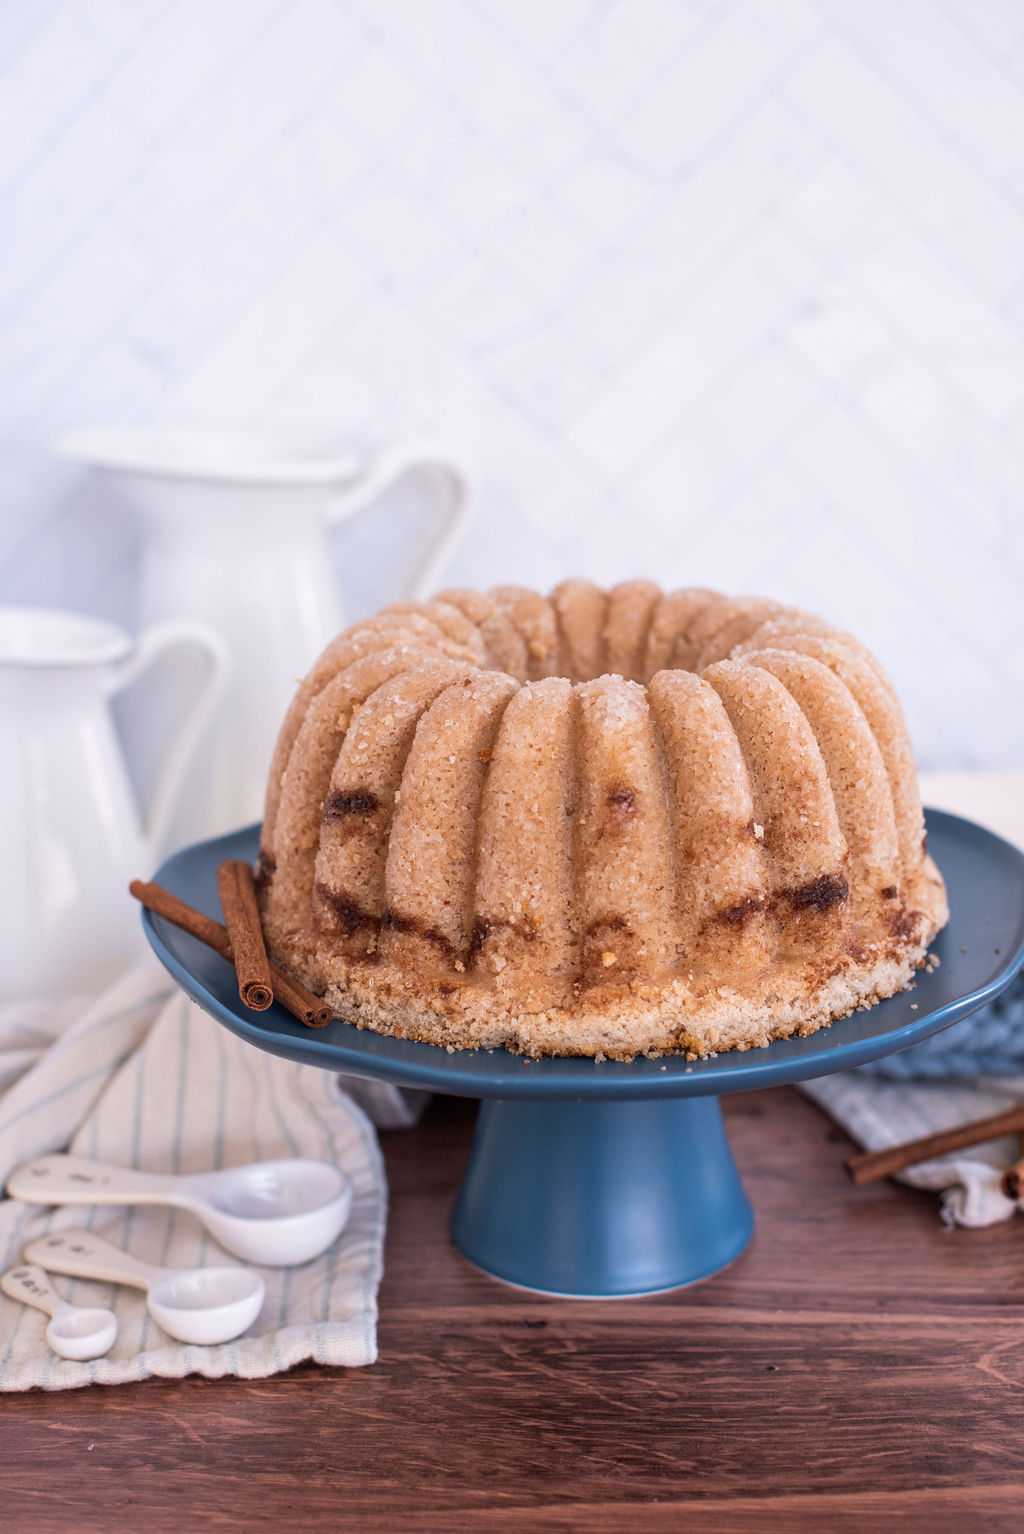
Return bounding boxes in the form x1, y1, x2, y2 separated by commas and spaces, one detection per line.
452, 1096, 751, 1295
143, 811, 1024, 1298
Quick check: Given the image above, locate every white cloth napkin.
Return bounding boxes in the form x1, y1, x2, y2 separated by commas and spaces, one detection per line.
0, 958, 420, 1392
802, 771, 1024, 1228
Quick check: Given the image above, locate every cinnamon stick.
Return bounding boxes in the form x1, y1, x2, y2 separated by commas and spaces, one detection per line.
217, 859, 273, 1011
129, 880, 333, 1028
1001, 1136, 1024, 1201
845, 1104, 1024, 1185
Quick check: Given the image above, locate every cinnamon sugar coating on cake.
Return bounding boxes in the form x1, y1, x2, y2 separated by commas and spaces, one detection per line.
258, 583, 948, 1059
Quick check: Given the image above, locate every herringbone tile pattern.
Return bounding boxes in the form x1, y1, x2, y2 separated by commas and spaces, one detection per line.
1, 0, 1022, 765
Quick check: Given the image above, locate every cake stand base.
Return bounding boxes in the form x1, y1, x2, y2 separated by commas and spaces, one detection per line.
451, 1096, 753, 1296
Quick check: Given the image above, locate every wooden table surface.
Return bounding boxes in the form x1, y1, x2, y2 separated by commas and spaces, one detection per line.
2, 1086, 1023, 1533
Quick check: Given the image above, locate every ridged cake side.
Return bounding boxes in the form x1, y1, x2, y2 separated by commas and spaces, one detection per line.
258, 585, 948, 1059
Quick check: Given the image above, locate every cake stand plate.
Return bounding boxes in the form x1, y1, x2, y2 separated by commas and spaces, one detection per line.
142, 811, 1024, 1297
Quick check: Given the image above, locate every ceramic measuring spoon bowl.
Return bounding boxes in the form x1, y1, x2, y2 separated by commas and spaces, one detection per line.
146, 1265, 265, 1346
46, 1305, 119, 1361
190, 1159, 352, 1266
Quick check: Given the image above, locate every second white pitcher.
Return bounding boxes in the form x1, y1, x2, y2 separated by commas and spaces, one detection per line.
56, 428, 471, 844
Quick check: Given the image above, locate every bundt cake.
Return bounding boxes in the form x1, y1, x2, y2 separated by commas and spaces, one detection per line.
257, 581, 948, 1060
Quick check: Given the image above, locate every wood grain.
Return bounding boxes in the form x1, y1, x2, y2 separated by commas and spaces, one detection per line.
2, 1087, 1024, 1533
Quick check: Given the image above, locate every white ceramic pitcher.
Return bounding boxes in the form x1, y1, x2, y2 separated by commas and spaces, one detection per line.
55, 428, 471, 843
0, 607, 229, 1000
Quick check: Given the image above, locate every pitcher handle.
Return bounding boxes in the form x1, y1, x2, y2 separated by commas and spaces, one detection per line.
327, 442, 472, 600
111, 620, 231, 856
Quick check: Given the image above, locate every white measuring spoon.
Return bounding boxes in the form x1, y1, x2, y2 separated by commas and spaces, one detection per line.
8, 1154, 352, 1266
22, 1231, 264, 1346
1, 1264, 118, 1361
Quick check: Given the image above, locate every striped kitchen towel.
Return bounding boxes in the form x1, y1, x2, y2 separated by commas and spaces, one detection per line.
803, 1070, 1024, 1227
0, 957, 421, 1391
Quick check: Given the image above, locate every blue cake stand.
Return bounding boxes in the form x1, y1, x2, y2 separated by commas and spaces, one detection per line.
142, 810, 1024, 1298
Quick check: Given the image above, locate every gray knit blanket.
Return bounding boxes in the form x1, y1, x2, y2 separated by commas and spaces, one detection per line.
857, 971, 1024, 1079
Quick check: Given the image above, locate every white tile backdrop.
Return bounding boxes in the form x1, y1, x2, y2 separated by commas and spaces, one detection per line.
1, 0, 1023, 767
